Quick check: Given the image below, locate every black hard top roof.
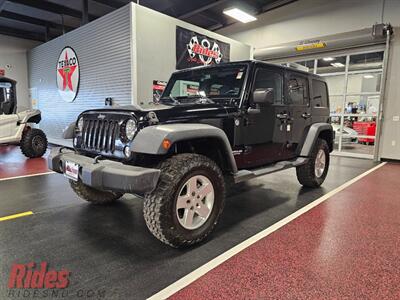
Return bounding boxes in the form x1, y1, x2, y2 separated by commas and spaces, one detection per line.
174, 59, 324, 80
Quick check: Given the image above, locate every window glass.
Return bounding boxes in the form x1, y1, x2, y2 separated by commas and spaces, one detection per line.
253, 69, 283, 104
345, 95, 379, 117
347, 73, 381, 94
287, 73, 309, 105
323, 74, 345, 95
312, 80, 328, 108
316, 56, 346, 74
162, 65, 247, 105
349, 52, 384, 71
329, 96, 344, 115
291, 60, 315, 73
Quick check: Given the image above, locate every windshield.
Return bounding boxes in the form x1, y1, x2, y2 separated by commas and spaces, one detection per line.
161, 65, 247, 105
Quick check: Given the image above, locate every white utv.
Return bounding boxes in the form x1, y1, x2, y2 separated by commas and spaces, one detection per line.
0, 77, 48, 158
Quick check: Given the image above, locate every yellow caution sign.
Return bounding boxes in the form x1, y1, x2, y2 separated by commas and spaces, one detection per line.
296, 42, 327, 51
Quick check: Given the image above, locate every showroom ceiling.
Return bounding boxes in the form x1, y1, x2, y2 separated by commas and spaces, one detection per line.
0, 0, 297, 42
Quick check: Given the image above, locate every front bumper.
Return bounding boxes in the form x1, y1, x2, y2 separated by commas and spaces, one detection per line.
48, 148, 160, 194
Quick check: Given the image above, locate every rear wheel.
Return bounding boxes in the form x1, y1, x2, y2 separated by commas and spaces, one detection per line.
296, 138, 330, 188
20, 128, 48, 158
143, 153, 225, 248
69, 180, 123, 204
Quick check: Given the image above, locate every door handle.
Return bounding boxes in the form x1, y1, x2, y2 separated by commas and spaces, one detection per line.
302, 112, 312, 119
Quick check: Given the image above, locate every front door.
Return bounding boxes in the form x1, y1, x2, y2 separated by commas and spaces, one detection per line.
236, 67, 292, 168
286, 72, 312, 157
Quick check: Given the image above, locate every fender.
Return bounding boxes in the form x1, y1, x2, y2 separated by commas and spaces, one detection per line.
131, 123, 238, 173
300, 123, 334, 157
18, 109, 42, 124
63, 122, 76, 139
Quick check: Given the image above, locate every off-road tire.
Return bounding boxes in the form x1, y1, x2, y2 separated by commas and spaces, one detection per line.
143, 153, 225, 248
69, 180, 123, 204
20, 128, 48, 158
296, 138, 330, 188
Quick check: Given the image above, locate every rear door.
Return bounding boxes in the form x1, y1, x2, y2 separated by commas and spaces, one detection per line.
286, 71, 312, 157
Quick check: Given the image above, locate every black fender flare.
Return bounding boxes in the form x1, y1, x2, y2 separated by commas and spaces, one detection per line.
300, 123, 334, 157
63, 122, 76, 139
131, 123, 238, 173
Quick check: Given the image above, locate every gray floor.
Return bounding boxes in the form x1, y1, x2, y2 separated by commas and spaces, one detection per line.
0, 157, 375, 299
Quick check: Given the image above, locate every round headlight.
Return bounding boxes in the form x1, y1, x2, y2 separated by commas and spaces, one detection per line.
77, 117, 84, 133
125, 119, 137, 140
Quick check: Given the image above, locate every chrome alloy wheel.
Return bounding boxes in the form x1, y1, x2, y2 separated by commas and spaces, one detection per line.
176, 175, 215, 230
315, 149, 326, 178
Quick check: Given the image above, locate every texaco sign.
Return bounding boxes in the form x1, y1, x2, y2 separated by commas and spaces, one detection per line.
57, 47, 79, 102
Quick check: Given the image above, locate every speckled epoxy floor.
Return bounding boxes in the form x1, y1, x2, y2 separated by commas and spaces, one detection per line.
0, 156, 376, 299
171, 163, 400, 300
0, 145, 50, 179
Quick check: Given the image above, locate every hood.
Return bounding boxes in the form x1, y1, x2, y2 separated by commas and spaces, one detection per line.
84, 102, 239, 124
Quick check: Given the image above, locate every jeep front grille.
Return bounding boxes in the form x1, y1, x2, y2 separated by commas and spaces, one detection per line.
81, 119, 120, 153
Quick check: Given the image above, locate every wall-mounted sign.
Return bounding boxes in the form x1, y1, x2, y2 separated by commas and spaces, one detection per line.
57, 47, 80, 102
0, 69, 5, 77
176, 26, 230, 70
295, 39, 327, 52
153, 80, 167, 103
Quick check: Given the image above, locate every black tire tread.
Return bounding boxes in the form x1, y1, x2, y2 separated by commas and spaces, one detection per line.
69, 180, 123, 204
143, 153, 225, 248
296, 138, 330, 188
20, 128, 48, 158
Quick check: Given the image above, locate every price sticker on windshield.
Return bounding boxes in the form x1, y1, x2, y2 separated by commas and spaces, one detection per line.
236, 71, 244, 79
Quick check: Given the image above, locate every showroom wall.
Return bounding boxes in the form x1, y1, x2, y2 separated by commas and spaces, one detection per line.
134, 5, 252, 107
28, 7, 133, 139
218, 0, 400, 160
0, 34, 40, 110
28, 3, 251, 139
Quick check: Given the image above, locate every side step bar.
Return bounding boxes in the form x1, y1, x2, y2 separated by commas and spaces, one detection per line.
233, 157, 309, 183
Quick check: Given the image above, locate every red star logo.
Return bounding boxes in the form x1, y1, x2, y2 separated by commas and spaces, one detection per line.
58, 51, 77, 91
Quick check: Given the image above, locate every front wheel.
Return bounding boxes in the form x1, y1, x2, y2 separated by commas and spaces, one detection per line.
296, 138, 330, 188
143, 153, 225, 248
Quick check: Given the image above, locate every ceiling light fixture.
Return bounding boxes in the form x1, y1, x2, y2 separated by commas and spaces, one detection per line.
223, 8, 257, 23
363, 74, 374, 79
331, 62, 345, 68
323, 57, 335, 61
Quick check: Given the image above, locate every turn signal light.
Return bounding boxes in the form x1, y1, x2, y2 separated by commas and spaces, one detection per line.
162, 139, 172, 150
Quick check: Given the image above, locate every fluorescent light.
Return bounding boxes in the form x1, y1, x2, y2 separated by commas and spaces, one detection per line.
331, 62, 345, 68
223, 8, 257, 23
323, 57, 335, 61
363, 74, 374, 79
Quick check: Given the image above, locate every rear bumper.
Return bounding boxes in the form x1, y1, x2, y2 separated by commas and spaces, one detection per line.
48, 148, 160, 194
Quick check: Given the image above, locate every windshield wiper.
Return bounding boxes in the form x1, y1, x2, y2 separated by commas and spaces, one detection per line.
160, 96, 180, 105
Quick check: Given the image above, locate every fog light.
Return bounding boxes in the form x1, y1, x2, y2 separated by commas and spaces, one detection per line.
124, 146, 131, 158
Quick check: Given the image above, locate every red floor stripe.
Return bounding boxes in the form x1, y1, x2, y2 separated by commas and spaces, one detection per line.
0, 145, 50, 179
171, 163, 400, 299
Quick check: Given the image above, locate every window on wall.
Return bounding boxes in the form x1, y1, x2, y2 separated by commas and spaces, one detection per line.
347, 73, 382, 94
293, 60, 315, 73
253, 69, 283, 104
287, 74, 308, 105
349, 52, 384, 71
316, 56, 346, 74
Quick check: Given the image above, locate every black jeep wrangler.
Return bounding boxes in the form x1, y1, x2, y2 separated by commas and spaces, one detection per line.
49, 60, 333, 248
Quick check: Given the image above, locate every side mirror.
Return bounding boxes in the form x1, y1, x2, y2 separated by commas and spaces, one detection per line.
253, 88, 274, 105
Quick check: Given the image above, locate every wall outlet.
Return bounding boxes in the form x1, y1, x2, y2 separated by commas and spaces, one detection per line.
393, 116, 400, 122
392, 140, 396, 146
